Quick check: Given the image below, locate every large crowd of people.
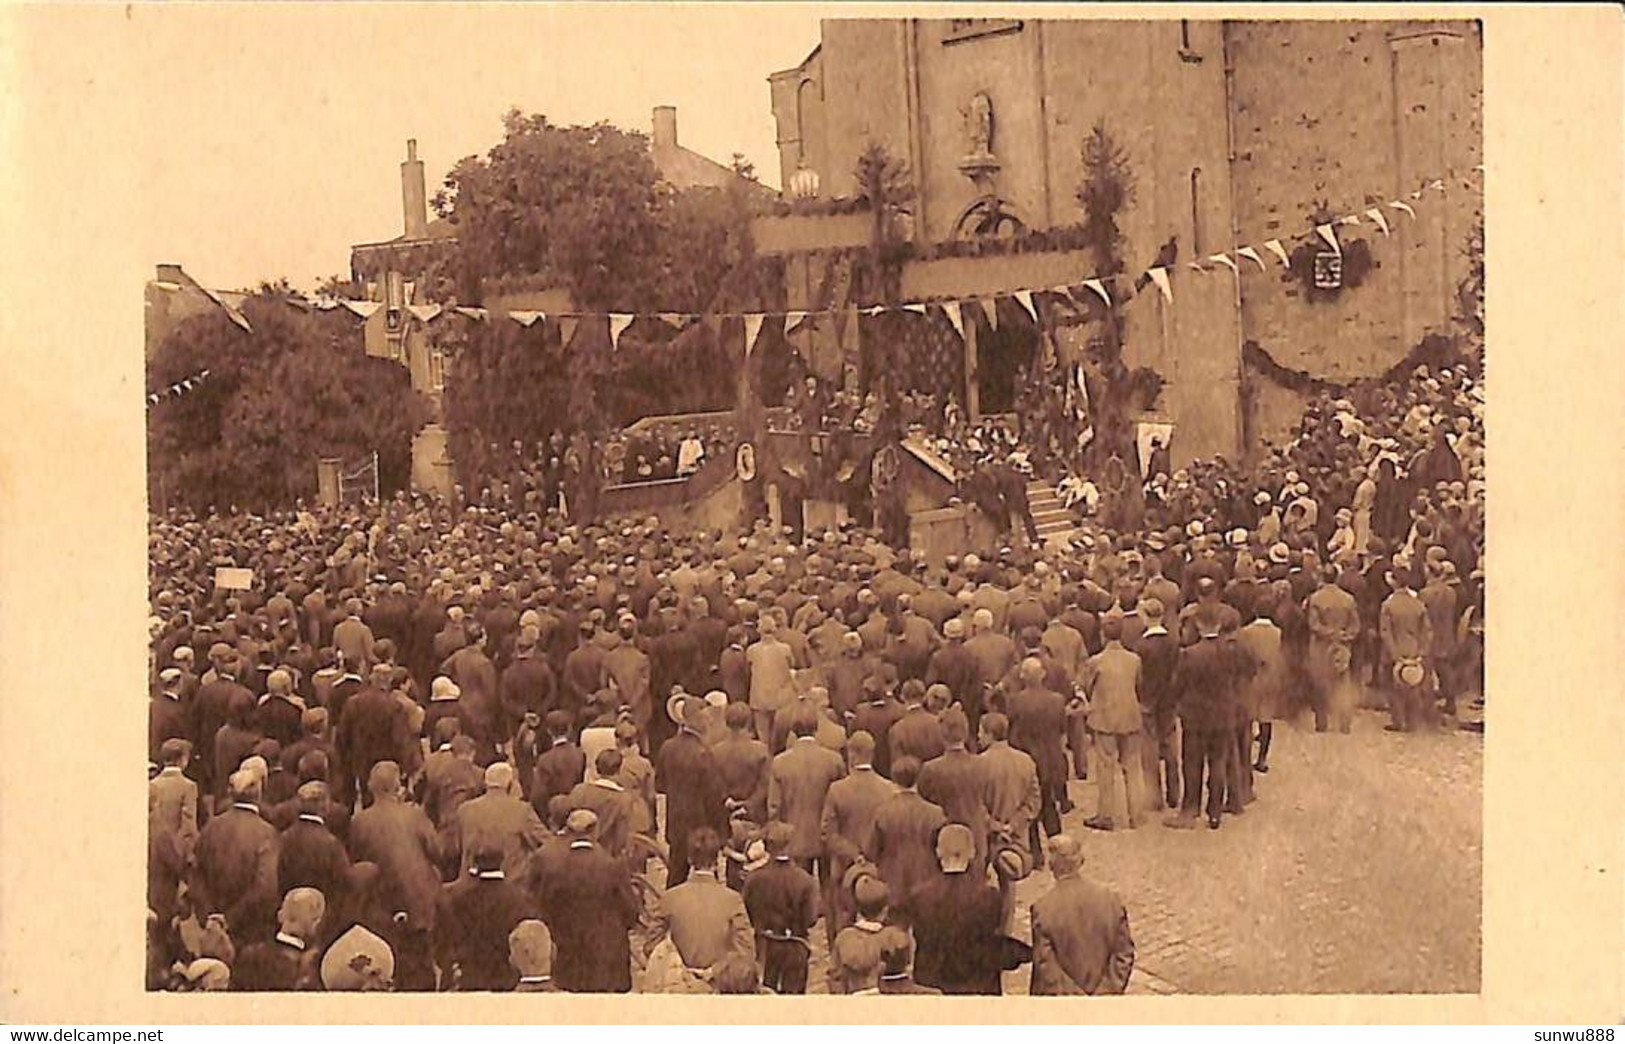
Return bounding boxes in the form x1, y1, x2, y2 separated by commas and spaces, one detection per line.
146, 358, 1483, 994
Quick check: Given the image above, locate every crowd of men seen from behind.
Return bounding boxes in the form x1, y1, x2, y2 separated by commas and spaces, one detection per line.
146, 362, 1483, 993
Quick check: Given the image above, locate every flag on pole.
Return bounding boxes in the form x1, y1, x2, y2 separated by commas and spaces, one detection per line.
743, 313, 766, 356
1146, 267, 1172, 303
1207, 253, 1238, 275
1262, 240, 1291, 268
608, 313, 635, 349
1315, 223, 1341, 256
1236, 247, 1266, 271
1081, 279, 1112, 308
1389, 200, 1416, 219
1364, 208, 1390, 236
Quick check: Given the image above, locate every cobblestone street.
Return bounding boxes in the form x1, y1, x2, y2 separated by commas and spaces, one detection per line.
788, 709, 1482, 995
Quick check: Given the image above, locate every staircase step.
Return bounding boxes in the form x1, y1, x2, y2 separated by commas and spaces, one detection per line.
1032, 507, 1071, 523
1036, 519, 1076, 535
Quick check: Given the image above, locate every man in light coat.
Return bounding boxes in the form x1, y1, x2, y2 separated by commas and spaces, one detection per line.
1081, 618, 1147, 831
1030, 834, 1134, 995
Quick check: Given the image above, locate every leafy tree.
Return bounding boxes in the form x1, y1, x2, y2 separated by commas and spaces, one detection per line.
1075, 123, 1163, 472
147, 294, 430, 511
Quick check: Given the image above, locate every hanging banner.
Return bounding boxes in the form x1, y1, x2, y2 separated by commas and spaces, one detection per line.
1314, 223, 1341, 256
1262, 240, 1291, 268
743, 313, 766, 356
1082, 278, 1112, 308
1207, 253, 1238, 275
1146, 267, 1172, 303
1389, 200, 1416, 220
1364, 208, 1391, 236
509, 310, 544, 327
1237, 247, 1266, 271
608, 313, 635, 349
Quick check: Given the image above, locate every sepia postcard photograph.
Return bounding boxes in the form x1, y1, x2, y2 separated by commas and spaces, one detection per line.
1, 1, 1621, 1029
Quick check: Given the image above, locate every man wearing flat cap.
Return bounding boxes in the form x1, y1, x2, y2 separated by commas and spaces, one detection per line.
534, 809, 640, 993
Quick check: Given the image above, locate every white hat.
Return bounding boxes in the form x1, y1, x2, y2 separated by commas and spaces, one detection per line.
431, 676, 461, 700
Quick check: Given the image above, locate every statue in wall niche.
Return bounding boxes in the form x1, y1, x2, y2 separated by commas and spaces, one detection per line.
965, 91, 995, 159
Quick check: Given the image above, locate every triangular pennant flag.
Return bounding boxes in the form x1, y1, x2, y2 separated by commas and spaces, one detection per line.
406, 303, 443, 323
742, 313, 766, 356
1186, 261, 1206, 272
509, 310, 544, 327
1146, 267, 1172, 303
148, 394, 159, 405
903, 303, 928, 316
944, 303, 965, 338
1263, 239, 1291, 268
1389, 200, 1416, 220
199, 369, 210, 379
341, 299, 384, 319
1314, 224, 1341, 256
1082, 278, 1112, 307
1409, 188, 1424, 200
557, 316, 579, 346
1473, 164, 1485, 174
1363, 208, 1390, 236
1427, 179, 1445, 192
1013, 290, 1036, 321
862, 304, 886, 317
1207, 253, 1238, 275
657, 312, 686, 327
608, 313, 634, 349
979, 298, 998, 331
1337, 214, 1361, 226
454, 306, 488, 321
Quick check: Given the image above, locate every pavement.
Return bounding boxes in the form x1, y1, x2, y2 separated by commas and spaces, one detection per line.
788, 708, 1482, 995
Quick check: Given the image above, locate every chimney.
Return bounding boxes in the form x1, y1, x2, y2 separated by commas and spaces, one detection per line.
652, 106, 677, 151
401, 138, 428, 240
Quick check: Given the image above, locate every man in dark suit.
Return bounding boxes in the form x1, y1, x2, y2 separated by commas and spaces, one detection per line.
712, 702, 771, 826
564, 749, 637, 861
530, 710, 586, 820
347, 762, 442, 947
741, 821, 820, 994
253, 668, 305, 750
1030, 834, 1134, 994
192, 651, 254, 811
337, 664, 409, 808
657, 695, 727, 886
1004, 658, 1068, 859
1168, 626, 1245, 829
229, 887, 325, 991
901, 824, 1005, 994
924, 618, 982, 732
916, 709, 993, 873
277, 781, 350, 903
435, 846, 538, 991
535, 810, 640, 993
888, 685, 946, 769
499, 628, 556, 746
849, 678, 906, 780
191, 769, 281, 948
865, 756, 946, 908
1134, 598, 1183, 811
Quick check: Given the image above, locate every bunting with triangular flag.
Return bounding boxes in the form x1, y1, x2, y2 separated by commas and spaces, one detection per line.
943, 302, 965, 338
903, 303, 928, 316
557, 316, 579, 346
1013, 290, 1036, 322
1207, 254, 1238, 275
1389, 200, 1416, 220
509, 310, 544, 327
341, 300, 384, 320
743, 313, 766, 356
454, 306, 488, 321
1082, 278, 1112, 308
1364, 208, 1390, 236
608, 313, 635, 349
1263, 240, 1291, 268
1314, 224, 1341, 256
1237, 247, 1266, 271
1146, 267, 1172, 303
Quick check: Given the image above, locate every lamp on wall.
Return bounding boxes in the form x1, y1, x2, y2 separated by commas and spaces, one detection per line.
789, 164, 821, 200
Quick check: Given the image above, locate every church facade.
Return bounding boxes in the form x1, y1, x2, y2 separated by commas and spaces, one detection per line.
755, 18, 1482, 465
